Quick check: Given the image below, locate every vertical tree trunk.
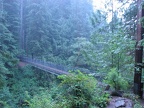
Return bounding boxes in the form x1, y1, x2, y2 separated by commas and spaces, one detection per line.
111, 0, 114, 33
117, 53, 120, 70
111, 52, 114, 67
111, 0, 114, 68
134, 0, 143, 98
0, 0, 4, 35
0, 0, 3, 18
20, 0, 24, 51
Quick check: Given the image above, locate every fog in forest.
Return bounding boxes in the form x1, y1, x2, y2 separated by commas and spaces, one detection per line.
1, 0, 143, 107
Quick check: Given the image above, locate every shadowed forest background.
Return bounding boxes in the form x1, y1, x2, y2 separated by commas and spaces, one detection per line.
0, 0, 143, 108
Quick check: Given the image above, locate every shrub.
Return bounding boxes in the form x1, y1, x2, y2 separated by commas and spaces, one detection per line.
29, 70, 110, 108
93, 93, 109, 108
57, 70, 97, 108
104, 68, 129, 91
133, 103, 143, 108
29, 91, 55, 108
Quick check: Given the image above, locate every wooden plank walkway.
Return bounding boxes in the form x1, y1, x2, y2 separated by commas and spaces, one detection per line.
18, 56, 69, 75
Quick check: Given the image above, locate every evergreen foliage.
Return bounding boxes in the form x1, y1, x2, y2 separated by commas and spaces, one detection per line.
23, 0, 93, 64
0, 0, 141, 107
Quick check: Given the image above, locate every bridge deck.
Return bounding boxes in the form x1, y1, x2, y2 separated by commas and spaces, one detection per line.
18, 56, 69, 75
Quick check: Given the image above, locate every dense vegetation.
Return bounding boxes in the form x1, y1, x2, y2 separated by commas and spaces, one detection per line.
0, 0, 142, 107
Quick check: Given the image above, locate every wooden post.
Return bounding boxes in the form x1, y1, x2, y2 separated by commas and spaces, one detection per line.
134, 0, 143, 98
134, 46, 143, 98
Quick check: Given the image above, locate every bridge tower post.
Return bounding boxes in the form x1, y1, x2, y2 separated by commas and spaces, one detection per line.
134, 0, 144, 98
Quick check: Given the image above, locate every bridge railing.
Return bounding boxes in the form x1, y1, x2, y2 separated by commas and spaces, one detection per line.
18, 55, 104, 77
18, 55, 68, 72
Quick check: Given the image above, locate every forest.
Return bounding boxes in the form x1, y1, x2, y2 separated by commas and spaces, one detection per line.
0, 0, 144, 108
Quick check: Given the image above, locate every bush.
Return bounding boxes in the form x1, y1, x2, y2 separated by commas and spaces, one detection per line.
93, 93, 109, 108
28, 70, 110, 108
29, 91, 55, 108
57, 70, 97, 108
104, 68, 129, 91
133, 103, 143, 108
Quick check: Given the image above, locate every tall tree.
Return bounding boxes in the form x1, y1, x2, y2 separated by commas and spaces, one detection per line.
0, 0, 19, 106
23, 0, 93, 65
89, 2, 135, 78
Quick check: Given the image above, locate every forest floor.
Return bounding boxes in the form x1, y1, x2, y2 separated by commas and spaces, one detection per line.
107, 96, 144, 108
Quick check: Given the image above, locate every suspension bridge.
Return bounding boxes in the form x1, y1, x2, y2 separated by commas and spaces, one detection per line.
18, 56, 69, 75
